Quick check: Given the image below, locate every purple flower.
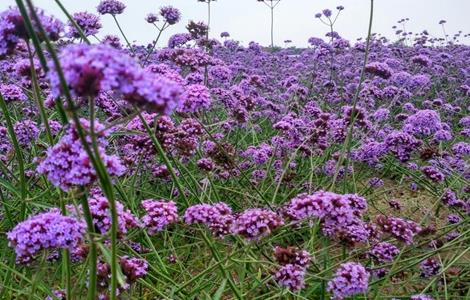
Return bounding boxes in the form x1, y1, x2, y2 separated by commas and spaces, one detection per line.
45, 290, 66, 300
49, 44, 138, 97
197, 158, 215, 171
125, 73, 183, 115
403, 110, 442, 137
13, 120, 39, 146
384, 130, 421, 162
433, 129, 452, 142
37, 118, 126, 191
284, 191, 335, 220
119, 256, 148, 283
231, 208, 284, 240
102, 34, 122, 49
421, 166, 445, 183
452, 142, 470, 156
322, 9, 332, 18
327, 262, 369, 300
177, 84, 211, 113
440, 188, 460, 206
273, 246, 311, 268
0, 8, 63, 56
97, 0, 126, 15
365, 62, 393, 79
447, 214, 461, 224
66, 11, 102, 38
411, 54, 432, 67
7, 211, 86, 263
368, 177, 384, 188
67, 195, 139, 238
184, 202, 234, 237
146, 13, 158, 23
168, 33, 192, 48
411, 294, 434, 300
0, 84, 26, 102
376, 215, 421, 245
420, 257, 440, 277
141, 199, 178, 235
370, 242, 400, 263
160, 6, 181, 25
274, 264, 306, 291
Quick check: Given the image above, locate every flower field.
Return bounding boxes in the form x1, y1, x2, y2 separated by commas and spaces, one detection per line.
0, 1, 469, 299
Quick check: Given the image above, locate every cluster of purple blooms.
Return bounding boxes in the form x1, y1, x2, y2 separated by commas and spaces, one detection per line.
370, 242, 401, 263
141, 199, 178, 235
49, 44, 183, 115
13, 119, 39, 146
1, 2, 469, 298
0, 7, 63, 56
183, 203, 284, 240
183, 202, 234, 238
273, 246, 311, 291
93, 255, 148, 297
284, 191, 370, 244
420, 257, 441, 278
37, 118, 126, 191
177, 84, 212, 113
0, 83, 26, 102
67, 195, 140, 238
376, 215, 422, 245
327, 262, 370, 300
97, 0, 126, 16
7, 211, 86, 263
67, 11, 102, 38
231, 208, 284, 240
159, 6, 181, 25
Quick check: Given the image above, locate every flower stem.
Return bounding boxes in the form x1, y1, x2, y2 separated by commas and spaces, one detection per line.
329, 0, 374, 190
0, 92, 27, 219
79, 188, 98, 300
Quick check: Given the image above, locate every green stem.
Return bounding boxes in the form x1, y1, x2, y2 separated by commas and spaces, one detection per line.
136, 111, 189, 206
54, 0, 91, 44
112, 15, 134, 54
79, 189, 98, 300
58, 194, 72, 299
143, 22, 168, 65
21, 1, 120, 298
26, 41, 54, 145
0, 92, 27, 219
330, 0, 374, 190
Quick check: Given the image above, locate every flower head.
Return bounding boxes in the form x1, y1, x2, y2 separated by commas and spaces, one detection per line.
160, 6, 181, 25
7, 211, 86, 263
97, 0, 126, 15
274, 264, 306, 291
66, 11, 101, 38
141, 199, 178, 235
327, 262, 369, 300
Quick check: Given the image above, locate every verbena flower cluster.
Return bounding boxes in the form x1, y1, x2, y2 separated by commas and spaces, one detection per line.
37, 118, 126, 191
1, 3, 469, 299
327, 262, 370, 300
7, 211, 86, 263
67, 195, 140, 238
141, 199, 178, 235
273, 246, 311, 290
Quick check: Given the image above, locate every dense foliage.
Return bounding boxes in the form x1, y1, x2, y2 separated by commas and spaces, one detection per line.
0, 1, 469, 299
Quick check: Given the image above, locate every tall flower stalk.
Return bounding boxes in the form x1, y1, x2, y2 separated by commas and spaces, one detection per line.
329, 0, 375, 190
258, 0, 281, 48
198, 0, 216, 39
17, 1, 123, 298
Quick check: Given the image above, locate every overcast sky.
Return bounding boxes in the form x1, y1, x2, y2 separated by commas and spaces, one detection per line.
2, 0, 470, 47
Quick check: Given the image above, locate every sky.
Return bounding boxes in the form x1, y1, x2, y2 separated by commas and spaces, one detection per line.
2, 0, 470, 47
